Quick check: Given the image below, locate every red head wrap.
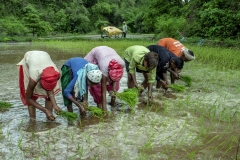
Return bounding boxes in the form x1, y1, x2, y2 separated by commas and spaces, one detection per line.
108, 59, 123, 81
41, 67, 60, 91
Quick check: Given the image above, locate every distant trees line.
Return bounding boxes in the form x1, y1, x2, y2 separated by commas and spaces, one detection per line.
0, 0, 239, 39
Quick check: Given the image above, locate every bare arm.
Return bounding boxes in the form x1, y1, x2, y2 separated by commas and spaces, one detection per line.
167, 68, 179, 79
46, 90, 61, 112
148, 83, 153, 100
68, 96, 86, 114
101, 75, 108, 114
130, 73, 138, 88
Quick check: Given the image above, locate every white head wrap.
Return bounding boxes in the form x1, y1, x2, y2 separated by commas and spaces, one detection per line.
182, 47, 195, 61
87, 70, 102, 83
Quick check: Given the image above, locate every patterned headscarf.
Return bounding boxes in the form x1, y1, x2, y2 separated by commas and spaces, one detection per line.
76, 63, 102, 98
41, 66, 60, 91
87, 70, 102, 83
108, 59, 123, 81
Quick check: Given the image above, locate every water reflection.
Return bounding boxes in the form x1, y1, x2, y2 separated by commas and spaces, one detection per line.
20, 119, 61, 133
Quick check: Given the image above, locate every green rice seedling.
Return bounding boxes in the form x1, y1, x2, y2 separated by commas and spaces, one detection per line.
71, 130, 74, 142
0, 101, 12, 111
18, 137, 23, 150
116, 88, 138, 107
88, 106, 103, 117
180, 75, 193, 86
58, 110, 78, 122
169, 84, 185, 92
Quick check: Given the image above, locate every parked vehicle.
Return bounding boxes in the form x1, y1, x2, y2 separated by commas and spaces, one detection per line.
101, 26, 122, 38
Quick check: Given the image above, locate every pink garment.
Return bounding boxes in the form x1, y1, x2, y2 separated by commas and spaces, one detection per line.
85, 46, 124, 103
89, 80, 120, 103
84, 46, 125, 77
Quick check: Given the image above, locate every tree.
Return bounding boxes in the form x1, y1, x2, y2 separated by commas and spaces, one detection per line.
0, 17, 28, 36
22, 4, 52, 36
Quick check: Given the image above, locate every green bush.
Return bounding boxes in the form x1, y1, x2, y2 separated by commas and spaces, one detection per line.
0, 17, 28, 36
154, 15, 186, 39
3, 37, 11, 42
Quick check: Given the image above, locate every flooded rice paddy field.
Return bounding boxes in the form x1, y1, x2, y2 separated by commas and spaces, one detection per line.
0, 43, 240, 160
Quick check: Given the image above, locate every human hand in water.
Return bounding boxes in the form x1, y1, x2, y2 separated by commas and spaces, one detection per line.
173, 72, 180, 79
53, 105, 62, 115
103, 111, 108, 118
137, 85, 144, 93
45, 109, 55, 121
81, 101, 88, 110
161, 81, 168, 90
109, 91, 117, 98
78, 103, 87, 115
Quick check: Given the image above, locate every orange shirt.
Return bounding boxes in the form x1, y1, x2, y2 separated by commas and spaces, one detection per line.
157, 38, 186, 57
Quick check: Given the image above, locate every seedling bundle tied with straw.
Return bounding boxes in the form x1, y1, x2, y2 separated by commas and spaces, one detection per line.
57, 110, 78, 122
88, 106, 103, 117
169, 84, 186, 92
168, 75, 192, 92
180, 75, 192, 86
115, 88, 139, 108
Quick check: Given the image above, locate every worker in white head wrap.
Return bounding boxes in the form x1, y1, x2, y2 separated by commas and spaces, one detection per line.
181, 47, 195, 61
75, 63, 102, 100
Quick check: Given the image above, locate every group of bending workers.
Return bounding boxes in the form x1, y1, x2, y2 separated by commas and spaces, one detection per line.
17, 38, 195, 121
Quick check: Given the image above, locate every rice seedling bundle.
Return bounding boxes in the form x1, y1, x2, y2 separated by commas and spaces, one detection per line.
169, 84, 185, 92
88, 106, 103, 116
116, 88, 138, 107
0, 101, 12, 111
58, 110, 78, 122
180, 75, 192, 86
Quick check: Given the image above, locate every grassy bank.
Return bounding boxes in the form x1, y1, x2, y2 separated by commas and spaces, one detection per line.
32, 39, 240, 70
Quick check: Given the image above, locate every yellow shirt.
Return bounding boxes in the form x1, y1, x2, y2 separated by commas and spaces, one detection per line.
124, 45, 157, 83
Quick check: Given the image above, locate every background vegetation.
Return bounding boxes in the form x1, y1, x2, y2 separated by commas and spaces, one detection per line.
0, 0, 240, 42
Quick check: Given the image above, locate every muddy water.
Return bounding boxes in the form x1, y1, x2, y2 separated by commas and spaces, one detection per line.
0, 43, 239, 160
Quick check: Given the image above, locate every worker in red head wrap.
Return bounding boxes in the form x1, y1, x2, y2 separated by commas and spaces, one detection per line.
17, 51, 61, 121
84, 46, 125, 117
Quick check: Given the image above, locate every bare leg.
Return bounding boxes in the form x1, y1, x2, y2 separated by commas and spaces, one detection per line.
127, 72, 135, 88
28, 105, 36, 119
170, 72, 175, 84
97, 104, 102, 109
156, 81, 161, 89
110, 96, 116, 106
141, 72, 148, 89
27, 118, 37, 132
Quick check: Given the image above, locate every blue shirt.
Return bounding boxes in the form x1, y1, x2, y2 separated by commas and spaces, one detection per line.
63, 57, 88, 99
